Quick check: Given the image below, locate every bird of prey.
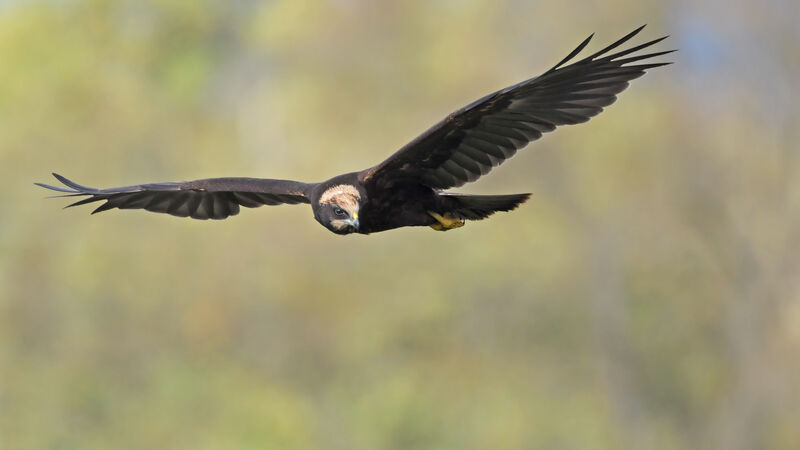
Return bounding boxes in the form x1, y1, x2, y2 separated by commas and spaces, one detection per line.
37, 26, 672, 235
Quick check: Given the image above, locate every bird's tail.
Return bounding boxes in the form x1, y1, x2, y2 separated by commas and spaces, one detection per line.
440, 193, 531, 220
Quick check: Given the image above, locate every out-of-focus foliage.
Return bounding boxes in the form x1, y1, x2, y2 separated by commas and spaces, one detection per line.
2, 0, 799, 448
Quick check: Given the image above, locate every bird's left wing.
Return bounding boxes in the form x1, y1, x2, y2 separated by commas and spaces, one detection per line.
36, 173, 312, 220
359, 26, 673, 190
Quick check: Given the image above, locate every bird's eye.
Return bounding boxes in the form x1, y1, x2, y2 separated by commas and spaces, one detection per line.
333, 207, 346, 216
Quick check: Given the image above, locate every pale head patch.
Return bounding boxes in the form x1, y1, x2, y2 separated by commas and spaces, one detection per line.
319, 184, 361, 214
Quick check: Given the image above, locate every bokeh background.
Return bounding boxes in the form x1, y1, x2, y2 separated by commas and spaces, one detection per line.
2, 0, 799, 449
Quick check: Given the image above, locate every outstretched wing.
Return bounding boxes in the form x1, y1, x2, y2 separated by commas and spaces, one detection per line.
36, 173, 313, 220
359, 26, 674, 190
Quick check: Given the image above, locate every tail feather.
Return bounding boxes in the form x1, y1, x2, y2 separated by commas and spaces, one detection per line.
440, 193, 531, 220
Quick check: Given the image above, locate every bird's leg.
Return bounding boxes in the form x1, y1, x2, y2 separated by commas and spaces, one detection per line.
428, 211, 465, 231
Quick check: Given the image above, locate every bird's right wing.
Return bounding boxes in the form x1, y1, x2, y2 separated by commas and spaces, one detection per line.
36, 173, 313, 220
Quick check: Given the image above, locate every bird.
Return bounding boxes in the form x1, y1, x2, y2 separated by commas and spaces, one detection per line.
37, 26, 672, 235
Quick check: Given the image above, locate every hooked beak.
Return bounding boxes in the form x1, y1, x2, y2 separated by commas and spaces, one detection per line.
348, 212, 359, 230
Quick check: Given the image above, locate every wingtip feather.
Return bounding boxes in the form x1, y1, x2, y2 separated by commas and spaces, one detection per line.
549, 33, 595, 72
52, 173, 98, 193
35, 181, 78, 194
66, 196, 104, 208
584, 25, 650, 61
91, 202, 115, 214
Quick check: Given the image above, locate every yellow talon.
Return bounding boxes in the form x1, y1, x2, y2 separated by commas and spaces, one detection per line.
428, 211, 465, 231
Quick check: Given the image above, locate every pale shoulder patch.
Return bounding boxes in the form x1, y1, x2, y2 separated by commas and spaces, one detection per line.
319, 184, 361, 213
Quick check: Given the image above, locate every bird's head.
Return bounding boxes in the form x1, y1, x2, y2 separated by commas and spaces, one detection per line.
315, 184, 361, 235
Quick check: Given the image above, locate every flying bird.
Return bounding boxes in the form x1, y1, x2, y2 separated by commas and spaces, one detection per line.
37, 26, 672, 235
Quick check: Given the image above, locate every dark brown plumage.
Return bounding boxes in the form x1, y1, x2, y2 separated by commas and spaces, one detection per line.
37, 26, 673, 235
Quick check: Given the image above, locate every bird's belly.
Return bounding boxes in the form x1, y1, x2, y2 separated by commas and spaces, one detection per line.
358, 190, 438, 234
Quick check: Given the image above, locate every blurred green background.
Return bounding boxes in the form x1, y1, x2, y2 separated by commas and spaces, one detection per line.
2, 0, 799, 449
